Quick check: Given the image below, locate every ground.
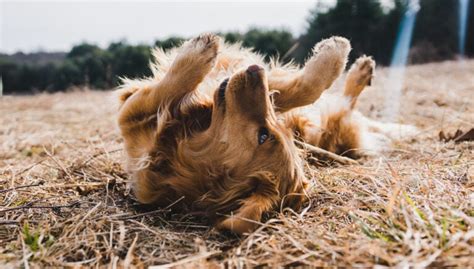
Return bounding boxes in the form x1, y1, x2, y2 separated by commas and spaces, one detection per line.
1, 60, 473, 267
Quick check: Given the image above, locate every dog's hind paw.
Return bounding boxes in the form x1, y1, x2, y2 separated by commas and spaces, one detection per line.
343, 55, 375, 108
347, 55, 375, 88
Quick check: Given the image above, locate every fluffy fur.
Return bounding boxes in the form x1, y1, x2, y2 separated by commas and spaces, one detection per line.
116, 34, 415, 234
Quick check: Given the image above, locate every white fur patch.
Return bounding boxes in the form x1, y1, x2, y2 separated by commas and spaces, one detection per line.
299, 93, 352, 126
297, 92, 418, 155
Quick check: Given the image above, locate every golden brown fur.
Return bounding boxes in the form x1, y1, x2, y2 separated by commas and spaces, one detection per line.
284, 56, 376, 158
116, 34, 408, 234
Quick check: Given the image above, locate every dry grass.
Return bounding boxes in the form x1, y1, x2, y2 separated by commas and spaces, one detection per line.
1, 60, 473, 267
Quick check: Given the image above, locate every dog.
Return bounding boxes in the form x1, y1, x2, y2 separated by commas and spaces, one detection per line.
116, 34, 415, 234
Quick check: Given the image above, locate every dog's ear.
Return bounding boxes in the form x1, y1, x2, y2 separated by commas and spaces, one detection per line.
216, 172, 279, 234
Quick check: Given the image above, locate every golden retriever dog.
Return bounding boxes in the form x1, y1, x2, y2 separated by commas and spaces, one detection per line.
116, 34, 414, 234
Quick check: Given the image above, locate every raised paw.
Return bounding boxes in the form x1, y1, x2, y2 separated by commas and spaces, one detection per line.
348, 56, 375, 87
180, 33, 220, 67
166, 33, 220, 90
267, 37, 351, 112
344, 55, 375, 103
303, 36, 351, 90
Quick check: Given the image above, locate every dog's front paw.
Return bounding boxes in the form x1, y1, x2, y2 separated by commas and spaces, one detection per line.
216, 215, 257, 235
180, 33, 220, 68
303, 36, 351, 89
169, 33, 220, 83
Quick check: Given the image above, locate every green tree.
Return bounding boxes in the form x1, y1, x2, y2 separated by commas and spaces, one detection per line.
107, 42, 152, 85
66, 43, 110, 88
0, 59, 21, 93
295, 0, 395, 65
52, 60, 82, 90
410, 0, 459, 63
222, 32, 244, 43
242, 28, 294, 60
220, 29, 295, 61
467, 0, 474, 57
154, 37, 185, 50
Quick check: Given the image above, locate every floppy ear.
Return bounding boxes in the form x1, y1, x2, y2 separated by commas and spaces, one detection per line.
216, 172, 280, 234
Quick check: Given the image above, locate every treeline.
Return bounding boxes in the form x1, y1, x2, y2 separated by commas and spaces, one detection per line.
1, 0, 473, 93
294, 0, 474, 65
0, 30, 295, 93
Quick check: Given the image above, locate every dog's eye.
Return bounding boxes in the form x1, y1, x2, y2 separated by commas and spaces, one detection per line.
258, 127, 270, 145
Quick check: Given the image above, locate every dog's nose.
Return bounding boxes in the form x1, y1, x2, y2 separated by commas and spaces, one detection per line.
246, 65, 264, 75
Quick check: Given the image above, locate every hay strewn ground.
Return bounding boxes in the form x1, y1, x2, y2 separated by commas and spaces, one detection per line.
1, 60, 473, 267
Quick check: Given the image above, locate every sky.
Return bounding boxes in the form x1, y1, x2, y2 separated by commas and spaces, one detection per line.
1, 0, 323, 53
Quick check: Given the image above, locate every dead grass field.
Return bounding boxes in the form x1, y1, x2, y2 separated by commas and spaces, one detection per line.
1, 60, 473, 267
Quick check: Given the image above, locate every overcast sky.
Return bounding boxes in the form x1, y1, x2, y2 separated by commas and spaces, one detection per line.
1, 0, 324, 53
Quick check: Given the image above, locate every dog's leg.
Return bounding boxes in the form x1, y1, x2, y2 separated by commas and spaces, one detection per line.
283, 113, 360, 162
217, 195, 274, 234
316, 56, 375, 155
284, 56, 376, 159
343, 56, 375, 109
216, 173, 279, 234
118, 34, 219, 128
269, 37, 351, 112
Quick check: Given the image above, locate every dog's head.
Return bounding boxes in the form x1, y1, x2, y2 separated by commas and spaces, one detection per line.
186, 65, 307, 219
